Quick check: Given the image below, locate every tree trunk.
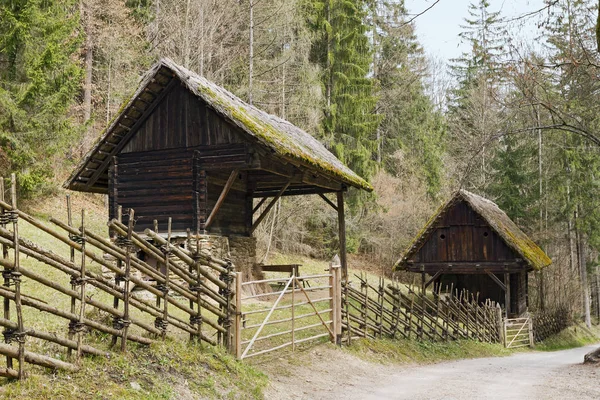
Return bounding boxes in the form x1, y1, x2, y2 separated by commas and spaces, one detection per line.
248, 0, 254, 105
575, 207, 592, 328
82, 0, 93, 122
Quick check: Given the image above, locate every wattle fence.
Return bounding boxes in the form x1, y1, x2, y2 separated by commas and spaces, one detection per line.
342, 274, 503, 343
0, 175, 237, 379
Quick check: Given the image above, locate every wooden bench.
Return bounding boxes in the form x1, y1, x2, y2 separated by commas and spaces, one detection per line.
255, 264, 310, 288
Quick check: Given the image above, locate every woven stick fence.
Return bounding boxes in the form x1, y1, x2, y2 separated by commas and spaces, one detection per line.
532, 306, 570, 343
0, 177, 238, 379
342, 274, 502, 344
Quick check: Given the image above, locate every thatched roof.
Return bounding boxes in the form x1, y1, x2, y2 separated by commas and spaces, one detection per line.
65, 58, 372, 193
394, 189, 552, 271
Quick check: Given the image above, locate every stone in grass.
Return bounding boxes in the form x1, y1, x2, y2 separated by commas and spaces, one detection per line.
130, 381, 142, 391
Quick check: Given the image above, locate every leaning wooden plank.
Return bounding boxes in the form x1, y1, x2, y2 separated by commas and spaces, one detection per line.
0, 343, 77, 372
0, 318, 107, 357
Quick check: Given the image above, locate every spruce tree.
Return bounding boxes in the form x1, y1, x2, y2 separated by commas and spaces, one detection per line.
0, 0, 82, 194
304, 0, 380, 184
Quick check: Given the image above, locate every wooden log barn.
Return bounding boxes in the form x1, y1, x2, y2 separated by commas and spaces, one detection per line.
64, 58, 372, 278
394, 190, 551, 317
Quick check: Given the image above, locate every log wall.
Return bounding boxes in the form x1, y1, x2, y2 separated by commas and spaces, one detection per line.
414, 201, 519, 264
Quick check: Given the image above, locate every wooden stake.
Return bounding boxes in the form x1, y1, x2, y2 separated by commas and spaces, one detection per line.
66, 195, 75, 360
111, 206, 123, 348
0, 177, 12, 371
235, 272, 242, 359
76, 210, 87, 360
11, 174, 25, 379
161, 218, 171, 340
121, 209, 134, 352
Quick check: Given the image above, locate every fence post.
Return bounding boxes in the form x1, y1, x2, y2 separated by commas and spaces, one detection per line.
10, 174, 25, 378
329, 259, 341, 345
0, 177, 12, 371
234, 272, 242, 359
497, 304, 505, 346
120, 209, 134, 352
528, 316, 534, 347
76, 210, 87, 360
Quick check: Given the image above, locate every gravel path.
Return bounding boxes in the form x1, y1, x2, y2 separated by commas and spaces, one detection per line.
264, 344, 600, 400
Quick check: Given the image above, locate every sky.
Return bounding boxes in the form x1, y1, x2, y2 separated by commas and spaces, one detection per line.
406, 0, 548, 63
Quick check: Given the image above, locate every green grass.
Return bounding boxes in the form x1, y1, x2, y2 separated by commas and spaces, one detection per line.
0, 340, 267, 400
535, 322, 600, 352
343, 337, 514, 365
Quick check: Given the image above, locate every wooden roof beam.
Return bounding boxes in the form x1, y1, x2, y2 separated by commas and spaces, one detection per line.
250, 179, 291, 234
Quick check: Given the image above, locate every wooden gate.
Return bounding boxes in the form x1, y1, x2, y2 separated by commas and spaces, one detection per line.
504, 317, 534, 348
234, 264, 342, 359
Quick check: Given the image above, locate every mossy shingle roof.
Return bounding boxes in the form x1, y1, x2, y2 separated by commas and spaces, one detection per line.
394, 189, 552, 271
65, 58, 372, 193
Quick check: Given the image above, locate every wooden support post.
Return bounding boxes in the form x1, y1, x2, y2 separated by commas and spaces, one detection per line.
504, 272, 511, 318
234, 272, 242, 359
318, 193, 338, 211
424, 270, 443, 289
420, 268, 426, 295
205, 169, 238, 229
0, 177, 11, 371
336, 191, 347, 280
250, 180, 291, 234
121, 209, 134, 352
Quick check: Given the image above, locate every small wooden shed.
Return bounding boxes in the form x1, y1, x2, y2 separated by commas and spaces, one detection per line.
64, 58, 372, 276
394, 190, 551, 317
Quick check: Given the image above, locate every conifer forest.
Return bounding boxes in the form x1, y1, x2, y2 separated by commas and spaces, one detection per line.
1, 0, 600, 330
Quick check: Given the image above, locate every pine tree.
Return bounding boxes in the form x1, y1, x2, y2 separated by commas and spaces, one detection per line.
0, 0, 83, 194
304, 0, 380, 184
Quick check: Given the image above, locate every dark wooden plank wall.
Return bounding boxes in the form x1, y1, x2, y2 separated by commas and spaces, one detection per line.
512, 271, 527, 315
413, 201, 519, 265
121, 83, 246, 153
207, 170, 248, 235
115, 150, 195, 232
110, 147, 251, 236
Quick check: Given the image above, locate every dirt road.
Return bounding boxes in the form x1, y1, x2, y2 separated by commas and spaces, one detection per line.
264, 344, 600, 399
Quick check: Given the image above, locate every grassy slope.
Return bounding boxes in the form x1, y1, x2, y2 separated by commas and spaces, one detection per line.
1, 340, 267, 399
535, 323, 600, 352
0, 192, 267, 399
